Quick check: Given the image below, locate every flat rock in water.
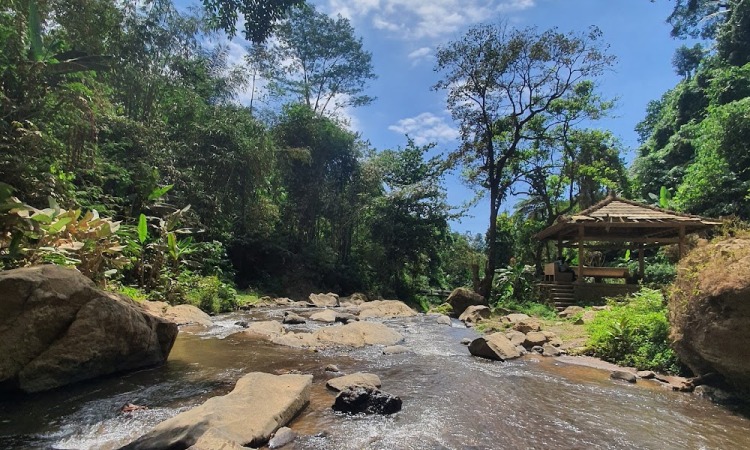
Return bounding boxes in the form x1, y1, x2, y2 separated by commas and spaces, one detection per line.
382, 345, 410, 355
271, 332, 318, 349
611, 370, 637, 383
468, 333, 521, 361
310, 310, 339, 323
637, 370, 656, 379
358, 300, 417, 318
186, 428, 246, 450
163, 304, 213, 327
244, 320, 286, 338
313, 322, 403, 348
332, 386, 402, 415
120, 373, 311, 449
326, 372, 382, 392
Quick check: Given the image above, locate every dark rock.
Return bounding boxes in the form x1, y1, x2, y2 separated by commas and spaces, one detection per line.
334, 313, 359, 324
446, 287, 487, 317
531, 345, 544, 354
234, 321, 249, 328
332, 386, 402, 415
282, 312, 306, 325
611, 370, 637, 383
324, 364, 340, 373
636, 370, 656, 379
694, 385, 739, 405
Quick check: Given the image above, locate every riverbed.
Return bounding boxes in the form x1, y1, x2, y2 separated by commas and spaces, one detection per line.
2, 307, 749, 449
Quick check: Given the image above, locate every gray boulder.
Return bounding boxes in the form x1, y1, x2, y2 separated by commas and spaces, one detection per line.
0, 266, 177, 393
468, 333, 521, 361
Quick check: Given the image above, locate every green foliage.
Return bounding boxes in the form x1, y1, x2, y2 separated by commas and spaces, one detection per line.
585, 288, 682, 374
182, 273, 238, 314
114, 285, 148, 302
201, 0, 303, 43
492, 262, 537, 306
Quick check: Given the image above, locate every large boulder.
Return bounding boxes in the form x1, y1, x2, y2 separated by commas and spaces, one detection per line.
468, 333, 521, 361
357, 300, 417, 318
670, 237, 750, 399
121, 372, 311, 449
446, 288, 486, 317
0, 266, 178, 393
310, 309, 339, 323
458, 305, 490, 325
309, 293, 339, 307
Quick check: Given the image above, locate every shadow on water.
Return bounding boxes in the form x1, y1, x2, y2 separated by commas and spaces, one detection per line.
2, 310, 750, 449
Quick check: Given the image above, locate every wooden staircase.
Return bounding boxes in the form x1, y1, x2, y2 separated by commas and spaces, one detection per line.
548, 283, 575, 312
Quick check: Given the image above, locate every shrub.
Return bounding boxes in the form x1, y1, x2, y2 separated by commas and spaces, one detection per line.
586, 288, 682, 374
181, 273, 237, 314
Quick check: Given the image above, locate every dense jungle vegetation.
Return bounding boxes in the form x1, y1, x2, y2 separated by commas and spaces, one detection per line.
1, 0, 748, 317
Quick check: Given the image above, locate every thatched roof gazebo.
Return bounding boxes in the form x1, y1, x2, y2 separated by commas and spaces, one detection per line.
534, 195, 721, 308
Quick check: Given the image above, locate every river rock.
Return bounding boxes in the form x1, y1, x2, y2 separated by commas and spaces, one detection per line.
383, 345, 410, 355
244, 320, 286, 338
268, 427, 296, 449
335, 312, 359, 324
460, 338, 472, 345
446, 288, 487, 317
121, 372, 311, 449
458, 305, 490, 325
282, 311, 306, 325
541, 331, 562, 347
669, 237, 750, 399
164, 304, 213, 327
694, 385, 738, 404
310, 309, 339, 323
523, 331, 548, 348
271, 332, 319, 349
503, 313, 531, 324
332, 386, 402, 415
325, 364, 340, 372
558, 305, 584, 318
358, 300, 417, 318
274, 297, 294, 306
610, 370, 637, 383
542, 343, 561, 357
313, 322, 403, 348
187, 428, 246, 450
309, 293, 339, 307
512, 319, 541, 333
234, 321, 249, 328
348, 292, 369, 304
637, 370, 656, 379
505, 330, 526, 346
0, 265, 178, 393
436, 315, 452, 325
326, 372, 382, 392
468, 333, 521, 361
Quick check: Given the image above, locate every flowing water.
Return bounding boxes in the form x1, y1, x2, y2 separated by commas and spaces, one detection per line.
2, 307, 750, 450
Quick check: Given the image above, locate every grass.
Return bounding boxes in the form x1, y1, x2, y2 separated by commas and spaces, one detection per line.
236, 290, 267, 308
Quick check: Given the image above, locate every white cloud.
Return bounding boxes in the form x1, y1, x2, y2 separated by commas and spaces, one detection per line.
407, 46, 433, 66
388, 112, 459, 146
323, 0, 535, 40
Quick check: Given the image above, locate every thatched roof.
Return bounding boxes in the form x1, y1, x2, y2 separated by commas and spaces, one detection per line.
534, 195, 722, 243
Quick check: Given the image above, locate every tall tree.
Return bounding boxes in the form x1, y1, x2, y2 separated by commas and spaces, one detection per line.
433, 24, 614, 297
201, 0, 304, 43
250, 4, 376, 115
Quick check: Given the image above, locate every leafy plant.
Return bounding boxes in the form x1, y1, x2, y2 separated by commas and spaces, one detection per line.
585, 288, 683, 374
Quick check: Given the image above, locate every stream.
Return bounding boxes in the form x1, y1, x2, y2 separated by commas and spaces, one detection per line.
2, 307, 750, 449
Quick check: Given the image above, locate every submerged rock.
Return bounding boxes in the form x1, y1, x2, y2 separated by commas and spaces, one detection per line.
0, 265, 178, 393
326, 372, 382, 392
610, 370, 637, 383
120, 372, 311, 449
332, 386, 402, 415
468, 333, 522, 361
382, 345, 410, 355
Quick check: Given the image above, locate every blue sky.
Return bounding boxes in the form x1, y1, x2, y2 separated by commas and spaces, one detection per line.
209, 0, 689, 235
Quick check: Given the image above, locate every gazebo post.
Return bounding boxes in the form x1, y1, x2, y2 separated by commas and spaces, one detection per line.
678, 225, 686, 259
577, 225, 584, 284
638, 243, 645, 279
557, 236, 563, 260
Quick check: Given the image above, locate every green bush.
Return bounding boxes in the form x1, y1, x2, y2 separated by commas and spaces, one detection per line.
493, 298, 558, 319
181, 273, 238, 314
585, 288, 682, 374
